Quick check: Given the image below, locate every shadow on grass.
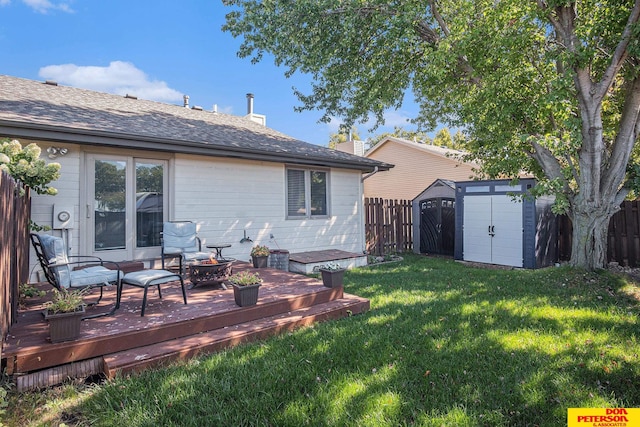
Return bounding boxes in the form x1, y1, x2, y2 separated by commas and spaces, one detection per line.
73, 254, 640, 426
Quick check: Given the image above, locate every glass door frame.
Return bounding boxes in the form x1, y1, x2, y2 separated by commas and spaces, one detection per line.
134, 158, 169, 259
81, 150, 170, 261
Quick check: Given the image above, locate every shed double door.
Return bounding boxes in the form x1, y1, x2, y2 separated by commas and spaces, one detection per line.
419, 197, 455, 256
463, 195, 523, 267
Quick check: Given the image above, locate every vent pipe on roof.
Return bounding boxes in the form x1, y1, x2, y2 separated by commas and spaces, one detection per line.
213, 104, 218, 114
183, 95, 190, 108
246, 93, 254, 115
44, 80, 58, 86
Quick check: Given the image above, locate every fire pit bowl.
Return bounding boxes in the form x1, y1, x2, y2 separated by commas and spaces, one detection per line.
189, 258, 235, 289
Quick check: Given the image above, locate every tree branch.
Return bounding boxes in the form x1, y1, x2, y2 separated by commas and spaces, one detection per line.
414, 20, 440, 45
427, 0, 450, 37
535, 0, 567, 41
602, 75, 640, 198
426, 0, 481, 86
565, 153, 580, 184
594, 0, 640, 99
530, 138, 571, 192
324, 5, 395, 17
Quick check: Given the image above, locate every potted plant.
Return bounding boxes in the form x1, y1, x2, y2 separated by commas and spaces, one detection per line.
228, 270, 262, 306
250, 245, 270, 268
318, 262, 346, 288
43, 288, 88, 343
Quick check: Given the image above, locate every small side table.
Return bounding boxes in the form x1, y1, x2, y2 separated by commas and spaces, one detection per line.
206, 243, 232, 260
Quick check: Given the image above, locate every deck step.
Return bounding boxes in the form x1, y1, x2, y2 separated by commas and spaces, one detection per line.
103, 294, 369, 378
288, 250, 368, 274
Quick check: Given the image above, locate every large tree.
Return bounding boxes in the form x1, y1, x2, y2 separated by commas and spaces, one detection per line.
223, 0, 640, 270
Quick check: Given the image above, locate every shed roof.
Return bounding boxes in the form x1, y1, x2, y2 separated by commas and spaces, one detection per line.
0, 75, 392, 172
412, 178, 456, 202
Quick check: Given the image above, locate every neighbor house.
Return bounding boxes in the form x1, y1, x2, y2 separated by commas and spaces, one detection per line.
0, 75, 392, 279
338, 136, 477, 200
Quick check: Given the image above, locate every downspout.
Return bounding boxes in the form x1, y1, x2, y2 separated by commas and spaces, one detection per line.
361, 166, 379, 182
360, 166, 379, 256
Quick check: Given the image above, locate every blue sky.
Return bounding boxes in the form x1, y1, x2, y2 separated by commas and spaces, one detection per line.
0, 0, 423, 146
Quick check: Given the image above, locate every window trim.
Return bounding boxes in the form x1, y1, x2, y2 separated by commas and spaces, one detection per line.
285, 166, 330, 220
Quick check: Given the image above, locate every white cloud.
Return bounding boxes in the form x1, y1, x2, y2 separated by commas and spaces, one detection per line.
0, 0, 11, 7
22, 0, 73, 13
39, 61, 184, 103
325, 117, 343, 134
381, 110, 413, 128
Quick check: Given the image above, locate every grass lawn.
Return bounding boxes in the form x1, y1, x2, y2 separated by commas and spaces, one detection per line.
3, 254, 640, 426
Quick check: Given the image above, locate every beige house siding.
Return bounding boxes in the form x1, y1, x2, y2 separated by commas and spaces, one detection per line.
364, 139, 477, 200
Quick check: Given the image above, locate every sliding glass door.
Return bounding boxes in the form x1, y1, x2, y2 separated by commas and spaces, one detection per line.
87, 154, 167, 260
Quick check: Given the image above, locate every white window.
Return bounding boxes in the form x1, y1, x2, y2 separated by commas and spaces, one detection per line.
286, 168, 329, 219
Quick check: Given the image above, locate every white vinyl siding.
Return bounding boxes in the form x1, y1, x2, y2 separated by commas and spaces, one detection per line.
172, 156, 360, 260
29, 147, 366, 279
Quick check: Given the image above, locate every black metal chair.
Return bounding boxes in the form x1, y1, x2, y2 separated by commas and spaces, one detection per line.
30, 233, 123, 319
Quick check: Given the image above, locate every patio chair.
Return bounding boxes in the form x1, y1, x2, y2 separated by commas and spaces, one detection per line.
161, 221, 212, 277
30, 233, 123, 319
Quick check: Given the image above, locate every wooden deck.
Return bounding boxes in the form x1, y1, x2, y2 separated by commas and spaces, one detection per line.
2, 262, 369, 391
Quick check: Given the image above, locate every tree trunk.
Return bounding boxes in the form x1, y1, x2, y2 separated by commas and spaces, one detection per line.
569, 205, 614, 270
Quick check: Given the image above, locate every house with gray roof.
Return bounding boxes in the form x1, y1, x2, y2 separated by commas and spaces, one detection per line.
0, 75, 392, 275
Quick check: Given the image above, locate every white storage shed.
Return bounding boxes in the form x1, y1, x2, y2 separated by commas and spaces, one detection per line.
453, 179, 557, 269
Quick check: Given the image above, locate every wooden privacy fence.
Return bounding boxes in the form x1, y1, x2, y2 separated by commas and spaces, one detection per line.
366, 197, 640, 267
0, 170, 31, 359
365, 198, 412, 255
558, 200, 640, 267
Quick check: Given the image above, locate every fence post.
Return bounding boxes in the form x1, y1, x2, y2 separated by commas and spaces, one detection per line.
394, 201, 403, 253
377, 198, 385, 255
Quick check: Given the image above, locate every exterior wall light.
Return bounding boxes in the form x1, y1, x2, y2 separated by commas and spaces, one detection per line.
47, 147, 68, 159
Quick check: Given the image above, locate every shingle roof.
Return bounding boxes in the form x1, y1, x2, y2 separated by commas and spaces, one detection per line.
0, 75, 391, 172
366, 136, 468, 160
